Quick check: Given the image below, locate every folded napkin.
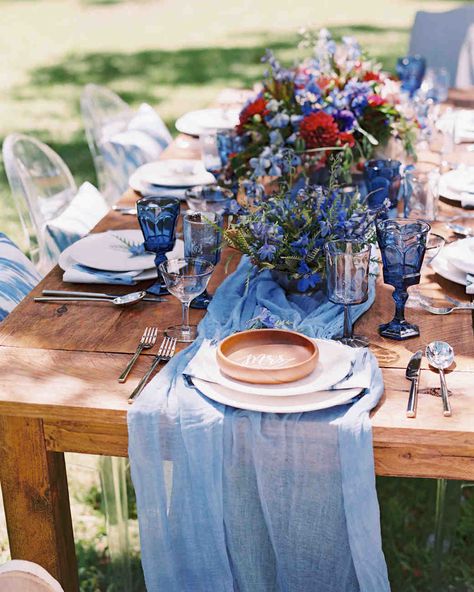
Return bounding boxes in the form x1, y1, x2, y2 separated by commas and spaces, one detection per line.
63, 264, 156, 285
185, 338, 372, 395
128, 257, 389, 592
137, 184, 188, 200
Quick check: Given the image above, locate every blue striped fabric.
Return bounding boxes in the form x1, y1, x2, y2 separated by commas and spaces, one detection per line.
0, 233, 41, 322
99, 103, 172, 196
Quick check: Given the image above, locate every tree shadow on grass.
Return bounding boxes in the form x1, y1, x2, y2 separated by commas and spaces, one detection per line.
22, 24, 409, 105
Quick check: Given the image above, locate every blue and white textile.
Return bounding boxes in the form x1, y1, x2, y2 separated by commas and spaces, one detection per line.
0, 233, 41, 321
44, 182, 109, 258
128, 257, 390, 592
100, 103, 172, 196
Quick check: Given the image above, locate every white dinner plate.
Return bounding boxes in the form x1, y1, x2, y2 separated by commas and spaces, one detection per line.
175, 108, 240, 136
430, 241, 469, 286
185, 338, 363, 396
192, 377, 362, 413
129, 159, 215, 189
61, 230, 183, 273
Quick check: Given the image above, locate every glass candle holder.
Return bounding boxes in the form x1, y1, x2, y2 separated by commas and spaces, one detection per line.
363, 159, 402, 216
376, 218, 431, 340
403, 162, 440, 221
136, 197, 180, 295
396, 55, 426, 97
325, 239, 371, 348
183, 211, 223, 309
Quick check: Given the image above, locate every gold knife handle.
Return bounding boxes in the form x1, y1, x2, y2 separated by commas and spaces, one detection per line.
406, 377, 419, 418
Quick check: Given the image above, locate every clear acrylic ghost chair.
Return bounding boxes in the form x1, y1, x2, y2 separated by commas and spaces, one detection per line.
409, 5, 474, 87
2, 133, 77, 274
0, 560, 64, 592
80, 84, 133, 203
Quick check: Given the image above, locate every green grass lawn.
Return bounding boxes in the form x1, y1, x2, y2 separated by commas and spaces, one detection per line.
0, 0, 473, 590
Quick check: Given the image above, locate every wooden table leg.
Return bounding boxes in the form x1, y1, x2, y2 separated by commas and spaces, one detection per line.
0, 415, 79, 592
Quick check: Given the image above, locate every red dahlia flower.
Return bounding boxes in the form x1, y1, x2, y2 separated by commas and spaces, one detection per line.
299, 111, 340, 149
237, 97, 269, 132
363, 71, 382, 83
367, 94, 386, 107
338, 132, 355, 148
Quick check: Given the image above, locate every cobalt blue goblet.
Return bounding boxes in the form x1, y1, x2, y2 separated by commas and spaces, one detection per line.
376, 218, 430, 340
396, 55, 426, 97
136, 197, 180, 295
363, 159, 402, 217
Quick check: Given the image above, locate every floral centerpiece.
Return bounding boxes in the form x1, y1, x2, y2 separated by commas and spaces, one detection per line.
225, 154, 385, 293
229, 29, 417, 182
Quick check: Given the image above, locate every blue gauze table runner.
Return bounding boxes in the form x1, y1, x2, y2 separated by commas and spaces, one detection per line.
128, 256, 390, 592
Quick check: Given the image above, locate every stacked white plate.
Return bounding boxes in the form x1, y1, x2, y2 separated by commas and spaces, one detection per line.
431, 237, 474, 288
129, 159, 216, 197
439, 166, 474, 207
184, 339, 372, 413
175, 108, 240, 136
59, 229, 183, 285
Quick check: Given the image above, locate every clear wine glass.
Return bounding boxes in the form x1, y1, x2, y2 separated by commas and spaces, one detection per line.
325, 239, 371, 348
159, 258, 214, 343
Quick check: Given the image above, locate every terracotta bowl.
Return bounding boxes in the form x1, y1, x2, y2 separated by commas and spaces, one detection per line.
216, 329, 319, 384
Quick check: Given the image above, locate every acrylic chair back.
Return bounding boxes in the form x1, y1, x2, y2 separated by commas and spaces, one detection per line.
0, 560, 64, 592
409, 5, 474, 87
80, 84, 133, 200
2, 133, 77, 273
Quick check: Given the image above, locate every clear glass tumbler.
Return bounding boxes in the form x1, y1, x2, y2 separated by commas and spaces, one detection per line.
183, 211, 223, 309
325, 239, 371, 348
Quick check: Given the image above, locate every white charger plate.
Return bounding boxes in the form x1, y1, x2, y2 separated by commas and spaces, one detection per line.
192, 377, 362, 413
430, 241, 469, 285
186, 339, 364, 396
175, 108, 240, 136
60, 230, 183, 273
130, 159, 215, 189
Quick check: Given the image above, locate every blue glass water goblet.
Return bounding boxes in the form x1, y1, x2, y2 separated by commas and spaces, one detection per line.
376, 218, 431, 340
183, 211, 223, 309
363, 159, 402, 217
325, 239, 371, 348
396, 55, 426, 97
136, 197, 180, 295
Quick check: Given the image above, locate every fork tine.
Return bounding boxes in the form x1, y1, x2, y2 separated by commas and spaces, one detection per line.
149, 327, 158, 346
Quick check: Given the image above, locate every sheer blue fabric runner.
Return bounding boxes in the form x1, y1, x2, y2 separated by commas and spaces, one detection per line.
128, 257, 390, 592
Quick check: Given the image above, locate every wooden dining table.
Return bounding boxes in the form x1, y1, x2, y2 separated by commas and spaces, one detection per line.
1, 91, 474, 592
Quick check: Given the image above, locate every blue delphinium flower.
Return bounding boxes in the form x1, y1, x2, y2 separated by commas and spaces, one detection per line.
267, 112, 290, 128
258, 242, 277, 261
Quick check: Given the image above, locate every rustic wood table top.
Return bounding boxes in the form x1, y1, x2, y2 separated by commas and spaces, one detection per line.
0, 89, 473, 591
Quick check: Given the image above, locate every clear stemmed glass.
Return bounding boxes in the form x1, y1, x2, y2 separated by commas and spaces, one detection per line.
376, 218, 430, 340
159, 258, 214, 343
136, 197, 180, 295
183, 211, 223, 309
325, 239, 371, 348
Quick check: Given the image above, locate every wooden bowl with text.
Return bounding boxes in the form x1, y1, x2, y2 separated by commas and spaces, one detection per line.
216, 329, 319, 384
